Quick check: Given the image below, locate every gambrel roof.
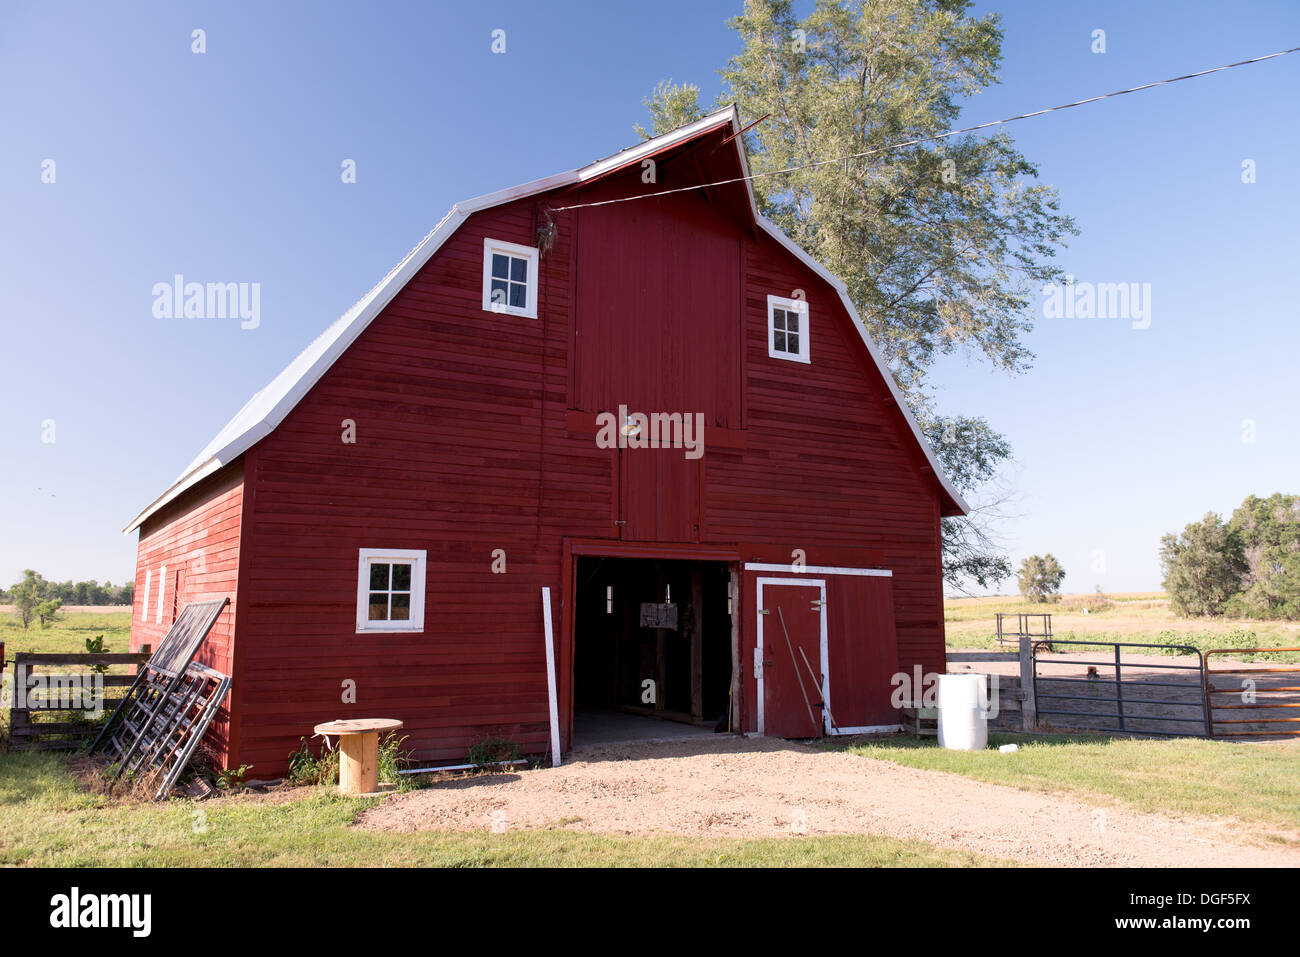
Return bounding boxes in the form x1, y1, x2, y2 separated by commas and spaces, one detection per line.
125, 106, 968, 532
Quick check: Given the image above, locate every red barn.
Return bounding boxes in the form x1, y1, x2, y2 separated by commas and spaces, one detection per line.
124, 107, 966, 775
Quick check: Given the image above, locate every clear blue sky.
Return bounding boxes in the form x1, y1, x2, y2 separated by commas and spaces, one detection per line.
2, 1, 1296, 595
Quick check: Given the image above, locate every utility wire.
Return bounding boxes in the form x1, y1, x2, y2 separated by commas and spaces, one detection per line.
552, 45, 1300, 212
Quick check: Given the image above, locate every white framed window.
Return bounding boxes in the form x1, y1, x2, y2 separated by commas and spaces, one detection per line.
482, 238, 539, 319
767, 295, 810, 364
356, 548, 427, 633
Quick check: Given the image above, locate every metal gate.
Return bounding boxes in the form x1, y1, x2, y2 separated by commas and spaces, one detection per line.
1032, 639, 1208, 737
1204, 648, 1300, 738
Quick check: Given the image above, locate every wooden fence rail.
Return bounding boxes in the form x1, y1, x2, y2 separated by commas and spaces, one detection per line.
6, 651, 151, 752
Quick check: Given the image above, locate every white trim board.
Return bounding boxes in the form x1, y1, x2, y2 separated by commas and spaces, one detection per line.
744, 563, 892, 577
540, 586, 562, 767
830, 724, 903, 736
124, 104, 967, 533
155, 564, 166, 624
754, 577, 829, 738
140, 569, 151, 622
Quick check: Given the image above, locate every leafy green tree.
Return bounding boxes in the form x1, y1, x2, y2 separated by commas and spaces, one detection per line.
36, 597, 63, 628
9, 569, 49, 630
1017, 554, 1065, 603
1226, 494, 1300, 619
637, 0, 1074, 589
634, 80, 705, 140
1159, 513, 1246, 618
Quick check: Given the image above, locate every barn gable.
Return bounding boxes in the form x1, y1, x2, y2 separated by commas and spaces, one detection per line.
124, 106, 966, 535
124, 106, 977, 772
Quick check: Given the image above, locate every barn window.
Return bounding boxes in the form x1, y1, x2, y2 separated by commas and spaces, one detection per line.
482, 238, 539, 319
356, 548, 427, 633
767, 295, 810, 364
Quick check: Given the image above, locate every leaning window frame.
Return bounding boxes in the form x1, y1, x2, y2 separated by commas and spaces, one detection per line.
481, 238, 540, 319
355, 548, 427, 634
766, 294, 811, 364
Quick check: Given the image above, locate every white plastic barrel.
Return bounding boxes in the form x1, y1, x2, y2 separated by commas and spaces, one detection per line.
936, 673, 989, 751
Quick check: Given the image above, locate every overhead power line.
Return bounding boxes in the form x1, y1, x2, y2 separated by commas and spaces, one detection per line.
552, 45, 1300, 212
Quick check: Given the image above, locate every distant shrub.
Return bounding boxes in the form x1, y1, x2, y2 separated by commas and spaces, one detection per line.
1079, 587, 1113, 614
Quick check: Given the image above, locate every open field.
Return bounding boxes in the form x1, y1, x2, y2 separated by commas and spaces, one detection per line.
0, 608, 132, 657
945, 591, 1300, 658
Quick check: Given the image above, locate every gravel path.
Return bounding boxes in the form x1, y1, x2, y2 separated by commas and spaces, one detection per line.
356, 736, 1299, 866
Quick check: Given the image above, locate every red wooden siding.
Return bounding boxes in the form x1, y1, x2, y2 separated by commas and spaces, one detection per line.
131, 460, 244, 762
134, 125, 953, 774
708, 226, 947, 680
232, 198, 582, 773
573, 188, 742, 428
826, 575, 899, 728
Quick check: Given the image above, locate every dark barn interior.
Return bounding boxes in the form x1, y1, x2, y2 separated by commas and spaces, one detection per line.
573, 557, 733, 735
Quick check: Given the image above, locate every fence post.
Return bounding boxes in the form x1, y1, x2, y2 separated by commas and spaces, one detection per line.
1019, 636, 1037, 731
9, 654, 29, 750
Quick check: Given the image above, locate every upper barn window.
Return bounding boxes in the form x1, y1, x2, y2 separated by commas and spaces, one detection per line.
356, 548, 427, 634
482, 238, 539, 319
767, 295, 810, 363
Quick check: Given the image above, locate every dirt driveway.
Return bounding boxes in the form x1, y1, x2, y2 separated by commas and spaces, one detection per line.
358, 736, 1299, 867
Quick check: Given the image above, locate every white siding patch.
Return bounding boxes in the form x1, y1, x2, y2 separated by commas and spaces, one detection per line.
156, 564, 167, 624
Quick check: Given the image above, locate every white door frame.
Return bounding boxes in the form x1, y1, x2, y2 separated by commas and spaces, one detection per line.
748, 563, 901, 736
754, 577, 828, 736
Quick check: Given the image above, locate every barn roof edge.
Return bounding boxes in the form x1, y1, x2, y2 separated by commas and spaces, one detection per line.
124, 105, 965, 534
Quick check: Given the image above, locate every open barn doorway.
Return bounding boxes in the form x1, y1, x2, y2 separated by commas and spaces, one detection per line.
573, 556, 734, 745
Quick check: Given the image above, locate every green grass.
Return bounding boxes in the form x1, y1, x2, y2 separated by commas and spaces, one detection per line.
0, 610, 132, 656
829, 732, 1300, 843
0, 753, 1008, 867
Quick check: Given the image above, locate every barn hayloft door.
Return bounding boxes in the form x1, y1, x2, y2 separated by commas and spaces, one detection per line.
617, 447, 701, 542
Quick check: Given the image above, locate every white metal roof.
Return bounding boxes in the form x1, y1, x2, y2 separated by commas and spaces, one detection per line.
124, 106, 967, 533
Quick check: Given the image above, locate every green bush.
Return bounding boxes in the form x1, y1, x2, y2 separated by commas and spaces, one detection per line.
287, 737, 338, 787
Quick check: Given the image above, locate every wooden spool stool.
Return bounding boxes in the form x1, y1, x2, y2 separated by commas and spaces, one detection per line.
313, 718, 404, 795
